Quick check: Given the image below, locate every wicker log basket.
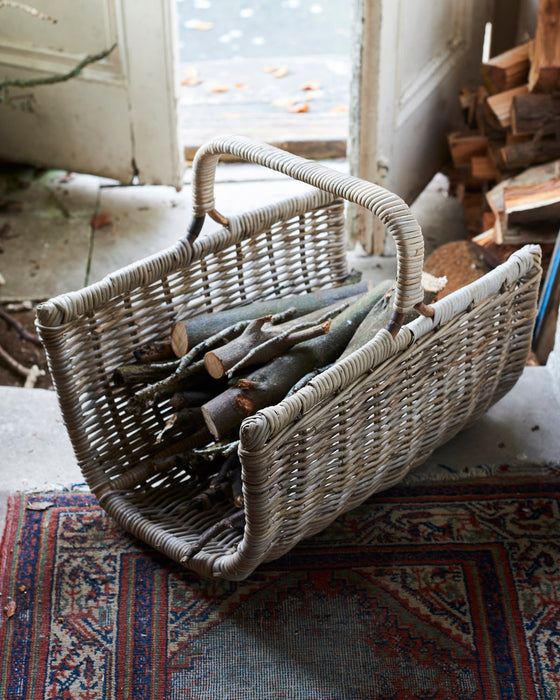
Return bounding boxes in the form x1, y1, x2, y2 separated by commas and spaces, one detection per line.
36, 136, 542, 580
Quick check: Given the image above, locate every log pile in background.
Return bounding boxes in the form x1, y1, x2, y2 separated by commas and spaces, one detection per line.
447, 0, 560, 264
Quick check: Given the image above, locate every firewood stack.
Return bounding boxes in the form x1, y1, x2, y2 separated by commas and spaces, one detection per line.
447, 0, 560, 263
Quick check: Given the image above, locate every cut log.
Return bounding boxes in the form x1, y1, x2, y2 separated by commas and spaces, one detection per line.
486, 84, 530, 129
447, 132, 488, 167
133, 340, 177, 363
486, 159, 560, 242
201, 282, 395, 439
170, 281, 369, 354
492, 135, 560, 171
471, 154, 500, 181
481, 41, 532, 94
203, 297, 357, 379
504, 178, 560, 225
338, 273, 446, 361
529, 0, 560, 92
512, 93, 560, 135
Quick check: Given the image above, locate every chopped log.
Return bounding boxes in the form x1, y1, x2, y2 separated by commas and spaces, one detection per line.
504, 178, 560, 225
471, 154, 500, 181
205, 315, 331, 379
338, 273, 446, 361
133, 340, 177, 363
512, 93, 560, 135
492, 135, 560, 171
203, 299, 352, 379
486, 159, 560, 242
112, 361, 178, 386
529, 0, 560, 92
486, 84, 529, 129
447, 132, 488, 167
170, 281, 369, 354
481, 41, 531, 94
201, 282, 395, 439
169, 388, 227, 409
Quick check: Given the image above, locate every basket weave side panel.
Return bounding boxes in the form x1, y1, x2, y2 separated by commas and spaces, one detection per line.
216, 272, 540, 578
36, 199, 346, 501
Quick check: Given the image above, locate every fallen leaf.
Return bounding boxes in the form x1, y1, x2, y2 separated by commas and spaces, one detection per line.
288, 102, 310, 113
26, 501, 55, 511
5, 600, 16, 618
91, 212, 112, 229
235, 83, 249, 89
329, 105, 349, 113
185, 19, 214, 31
182, 66, 201, 86
300, 81, 322, 91
273, 66, 289, 78
263, 66, 277, 73
209, 83, 230, 93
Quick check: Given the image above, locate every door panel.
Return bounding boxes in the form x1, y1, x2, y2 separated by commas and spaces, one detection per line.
0, 0, 183, 186
349, 0, 492, 253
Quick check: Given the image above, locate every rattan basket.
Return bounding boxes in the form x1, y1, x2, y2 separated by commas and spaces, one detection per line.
37, 136, 542, 580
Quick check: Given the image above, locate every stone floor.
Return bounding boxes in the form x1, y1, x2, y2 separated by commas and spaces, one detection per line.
1, 160, 560, 541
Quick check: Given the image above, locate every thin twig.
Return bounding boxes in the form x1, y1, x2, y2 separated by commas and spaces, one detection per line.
0, 342, 45, 387
180, 510, 245, 562
0, 306, 42, 346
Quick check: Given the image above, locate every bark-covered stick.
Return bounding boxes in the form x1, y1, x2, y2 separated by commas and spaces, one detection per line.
338, 272, 447, 361
201, 280, 394, 439
170, 281, 369, 354
204, 300, 350, 379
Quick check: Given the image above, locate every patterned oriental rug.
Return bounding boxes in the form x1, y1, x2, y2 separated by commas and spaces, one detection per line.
1, 476, 560, 700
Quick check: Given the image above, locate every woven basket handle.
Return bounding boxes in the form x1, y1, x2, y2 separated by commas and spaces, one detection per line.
189, 135, 430, 333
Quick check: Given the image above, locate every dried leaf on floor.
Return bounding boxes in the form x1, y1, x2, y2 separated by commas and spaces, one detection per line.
5, 600, 16, 618
91, 212, 112, 229
235, 83, 249, 90
330, 105, 349, 113
209, 83, 230, 93
182, 66, 201, 86
288, 102, 310, 113
272, 66, 289, 79
300, 81, 322, 91
185, 19, 214, 31
26, 501, 55, 511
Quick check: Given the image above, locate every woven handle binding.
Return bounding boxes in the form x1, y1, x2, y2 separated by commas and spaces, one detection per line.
189, 135, 426, 326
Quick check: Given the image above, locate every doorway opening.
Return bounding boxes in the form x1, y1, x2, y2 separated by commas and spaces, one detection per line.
177, 0, 351, 159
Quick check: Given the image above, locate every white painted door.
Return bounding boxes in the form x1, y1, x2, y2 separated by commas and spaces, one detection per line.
349, 0, 492, 253
0, 0, 183, 186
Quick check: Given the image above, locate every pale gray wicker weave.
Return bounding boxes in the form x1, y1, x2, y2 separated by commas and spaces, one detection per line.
36, 136, 542, 580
